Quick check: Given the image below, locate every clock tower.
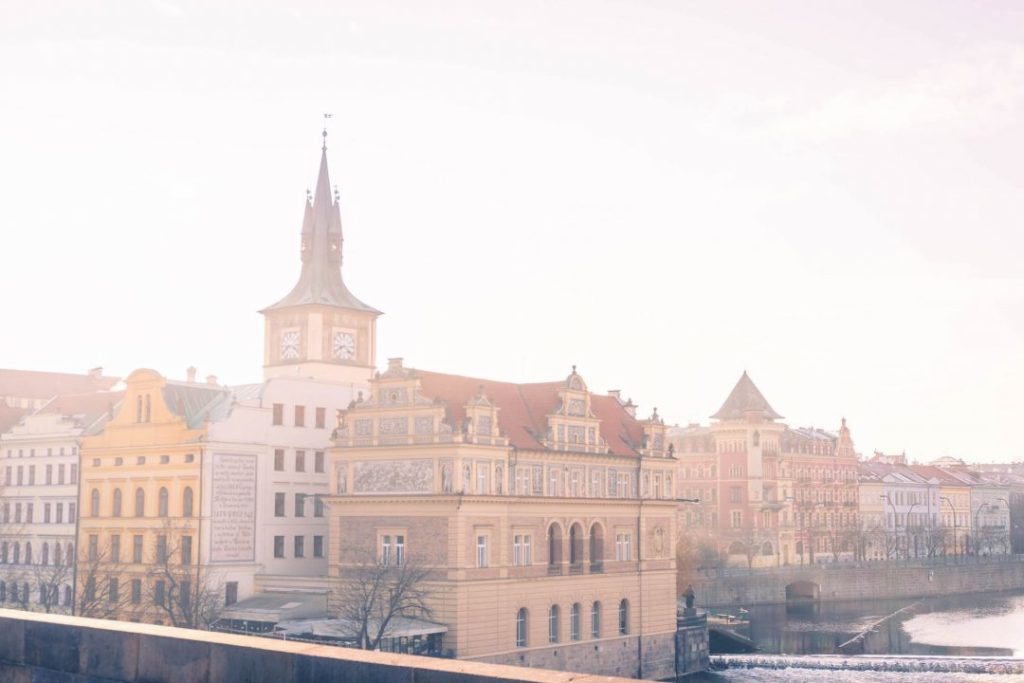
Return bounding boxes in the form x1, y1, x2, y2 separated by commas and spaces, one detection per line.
260, 131, 381, 384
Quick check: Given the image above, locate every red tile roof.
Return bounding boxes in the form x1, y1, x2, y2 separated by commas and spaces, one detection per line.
0, 369, 119, 400
37, 391, 125, 432
0, 405, 29, 433
413, 370, 645, 457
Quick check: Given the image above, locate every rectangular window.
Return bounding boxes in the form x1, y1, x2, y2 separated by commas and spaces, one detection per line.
44, 503, 51, 523
272, 403, 283, 426
730, 486, 741, 503
395, 535, 405, 566
615, 533, 631, 561
133, 535, 143, 563
108, 578, 119, 603
88, 534, 98, 561
156, 535, 168, 563
313, 535, 324, 558
294, 535, 305, 558
28, 465, 34, 485
274, 449, 284, 471
273, 535, 284, 558
45, 464, 52, 484
111, 534, 121, 563
25, 503, 32, 523
314, 451, 325, 473
225, 582, 238, 606
295, 450, 305, 473
55, 503, 63, 524
477, 535, 488, 568
380, 535, 392, 566
477, 465, 488, 495
68, 502, 76, 523
182, 536, 192, 565
295, 493, 305, 517
294, 405, 305, 427
275, 492, 285, 517
58, 464, 65, 485
314, 496, 324, 518
154, 580, 165, 606
513, 534, 533, 566
131, 579, 142, 604
315, 407, 326, 429
731, 510, 743, 528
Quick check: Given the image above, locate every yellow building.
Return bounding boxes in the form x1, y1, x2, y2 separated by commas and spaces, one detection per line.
77, 369, 231, 625
326, 360, 680, 680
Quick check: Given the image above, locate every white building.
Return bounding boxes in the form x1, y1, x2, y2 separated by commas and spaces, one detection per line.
0, 391, 120, 610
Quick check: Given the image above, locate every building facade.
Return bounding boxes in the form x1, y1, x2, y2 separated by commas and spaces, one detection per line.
0, 391, 118, 611
326, 360, 679, 679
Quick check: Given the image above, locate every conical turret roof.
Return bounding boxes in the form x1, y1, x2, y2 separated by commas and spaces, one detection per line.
711, 371, 782, 420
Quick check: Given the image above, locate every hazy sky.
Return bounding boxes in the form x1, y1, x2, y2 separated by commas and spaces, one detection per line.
2, 1, 1022, 462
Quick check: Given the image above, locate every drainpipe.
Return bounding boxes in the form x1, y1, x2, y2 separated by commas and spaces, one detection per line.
196, 446, 204, 626
71, 436, 83, 616
635, 452, 644, 679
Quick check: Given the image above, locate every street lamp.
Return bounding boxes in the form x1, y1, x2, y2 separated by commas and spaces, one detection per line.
972, 502, 991, 556
940, 496, 958, 557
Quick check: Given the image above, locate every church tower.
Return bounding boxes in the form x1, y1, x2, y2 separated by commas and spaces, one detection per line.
260, 130, 381, 384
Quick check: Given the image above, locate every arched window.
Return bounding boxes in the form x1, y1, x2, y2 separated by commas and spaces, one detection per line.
548, 605, 560, 643
589, 523, 604, 570
136, 396, 143, 422
183, 487, 194, 518
548, 523, 562, 570
570, 603, 581, 641
618, 599, 629, 635
569, 523, 583, 566
25, 542, 32, 565
41, 543, 49, 566
113, 489, 123, 517
135, 488, 145, 517
13, 542, 20, 564
591, 601, 602, 638
54, 543, 62, 566
90, 489, 100, 517
144, 394, 151, 422
158, 487, 169, 517
516, 608, 528, 647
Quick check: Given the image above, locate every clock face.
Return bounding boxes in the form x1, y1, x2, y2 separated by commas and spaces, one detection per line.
280, 330, 300, 360
333, 331, 356, 360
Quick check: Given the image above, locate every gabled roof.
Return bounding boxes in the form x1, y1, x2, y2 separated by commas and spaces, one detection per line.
262, 147, 380, 314
711, 371, 782, 420
0, 368, 119, 400
412, 369, 646, 457
909, 465, 977, 487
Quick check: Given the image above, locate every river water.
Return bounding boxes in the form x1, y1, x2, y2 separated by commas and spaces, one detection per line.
689, 589, 1024, 682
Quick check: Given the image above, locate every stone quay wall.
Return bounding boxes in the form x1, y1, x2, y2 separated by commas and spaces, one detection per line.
0, 609, 648, 683
689, 555, 1024, 608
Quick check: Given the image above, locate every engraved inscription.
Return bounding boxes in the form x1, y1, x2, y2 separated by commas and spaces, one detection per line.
210, 453, 257, 563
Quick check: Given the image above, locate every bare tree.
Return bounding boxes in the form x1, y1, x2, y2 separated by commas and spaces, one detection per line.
76, 541, 136, 620
30, 553, 73, 613
921, 525, 947, 558
0, 481, 29, 609
146, 521, 222, 629
330, 546, 433, 650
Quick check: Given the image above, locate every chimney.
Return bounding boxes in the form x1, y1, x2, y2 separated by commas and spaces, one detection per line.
388, 358, 404, 372
206, 375, 218, 386
88, 367, 103, 379
186, 366, 197, 383
607, 389, 621, 402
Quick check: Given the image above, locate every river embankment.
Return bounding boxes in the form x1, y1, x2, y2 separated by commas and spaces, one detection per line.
688, 555, 1024, 608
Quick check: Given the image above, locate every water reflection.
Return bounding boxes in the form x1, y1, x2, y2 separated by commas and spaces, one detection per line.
736, 589, 1024, 657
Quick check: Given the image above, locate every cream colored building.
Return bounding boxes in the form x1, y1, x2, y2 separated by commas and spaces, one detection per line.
326, 360, 679, 680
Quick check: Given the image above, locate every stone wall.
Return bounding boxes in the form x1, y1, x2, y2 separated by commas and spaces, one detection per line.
689, 556, 1024, 607
0, 609, 648, 683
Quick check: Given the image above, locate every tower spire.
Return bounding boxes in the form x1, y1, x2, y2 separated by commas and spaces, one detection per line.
322, 112, 332, 151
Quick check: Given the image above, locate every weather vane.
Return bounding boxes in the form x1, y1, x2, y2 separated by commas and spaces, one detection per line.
322, 112, 333, 150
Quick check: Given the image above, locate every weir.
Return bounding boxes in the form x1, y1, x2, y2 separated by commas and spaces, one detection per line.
711, 653, 1024, 675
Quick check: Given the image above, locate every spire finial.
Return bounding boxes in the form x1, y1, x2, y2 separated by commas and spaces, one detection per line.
322, 112, 333, 151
